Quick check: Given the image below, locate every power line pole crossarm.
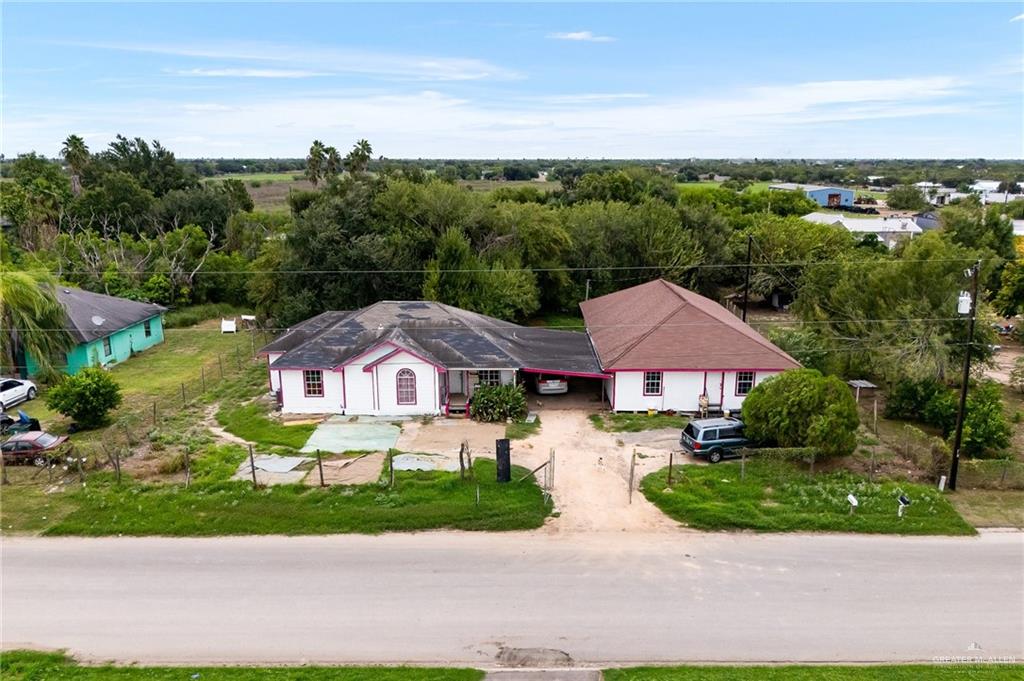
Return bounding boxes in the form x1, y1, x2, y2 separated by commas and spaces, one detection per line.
948, 260, 980, 492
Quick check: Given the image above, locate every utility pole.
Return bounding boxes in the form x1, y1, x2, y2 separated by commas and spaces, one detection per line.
948, 261, 980, 492
585, 278, 591, 301
741, 234, 753, 322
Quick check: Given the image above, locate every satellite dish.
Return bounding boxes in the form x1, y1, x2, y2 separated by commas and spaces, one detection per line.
91, 315, 106, 327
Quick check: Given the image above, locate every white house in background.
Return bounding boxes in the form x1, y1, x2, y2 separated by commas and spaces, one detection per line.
580, 280, 800, 414
802, 211, 922, 249
261, 281, 800, 416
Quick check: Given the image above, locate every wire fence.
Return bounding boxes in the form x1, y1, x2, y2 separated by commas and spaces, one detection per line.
0, 329, 273, 488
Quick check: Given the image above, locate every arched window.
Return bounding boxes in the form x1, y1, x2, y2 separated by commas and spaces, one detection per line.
396, 369, 417, 405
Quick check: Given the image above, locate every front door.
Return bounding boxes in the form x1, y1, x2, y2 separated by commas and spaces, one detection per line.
704, 372, 724, 408
449, 370, 464, 394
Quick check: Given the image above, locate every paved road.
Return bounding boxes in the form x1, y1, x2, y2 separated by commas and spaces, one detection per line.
2, 531, 1022, 666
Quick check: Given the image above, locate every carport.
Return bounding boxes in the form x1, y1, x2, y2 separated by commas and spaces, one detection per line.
501, 326, 611, 407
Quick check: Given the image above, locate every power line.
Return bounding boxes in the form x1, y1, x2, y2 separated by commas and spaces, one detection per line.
5, 256, 991, 277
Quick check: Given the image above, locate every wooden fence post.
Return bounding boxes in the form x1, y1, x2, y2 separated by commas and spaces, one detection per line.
458, 442, 466, 480
250, 331, 256, 358
218, 354, 224, 379
316, 449, 325, 487
667, 450, 674, 486
628, 450, 636, 504
248, 444, 257, 489
184, 448, 192, 488
181, 383, 187, 406
201, 366, 207, 392
152, 402, 158, 426
389, 451, 395, 488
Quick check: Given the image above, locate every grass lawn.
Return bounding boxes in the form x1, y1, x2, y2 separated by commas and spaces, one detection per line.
949, 489, 1024, 528
526, 311, 585, 331
605, 665, 1022, 681
506, 416, 541, 440
216, 403, 316, 449
590, 412, 688, 432
8, 458, 549, 536
641, 460, 975, 535
1, 651, 483, 681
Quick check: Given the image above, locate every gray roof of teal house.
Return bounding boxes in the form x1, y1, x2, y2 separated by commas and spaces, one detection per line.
56, 287, 166, 344
261, 301, 605, 376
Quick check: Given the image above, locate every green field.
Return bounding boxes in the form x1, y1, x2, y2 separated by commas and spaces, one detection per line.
2, 458, 550, 536
1, 651, 483, 681
204, 172, 303, 183
606, 665, 1023, 681
641, 460, 975, 535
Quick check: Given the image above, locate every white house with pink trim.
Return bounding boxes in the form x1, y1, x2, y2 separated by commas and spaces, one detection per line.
580, 279, 800, 414
261, 281, 799, 417
260, 303, 598, 417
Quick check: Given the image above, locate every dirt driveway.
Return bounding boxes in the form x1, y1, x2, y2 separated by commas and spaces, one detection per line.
512, 409, 688, 533
393, 409, 694, 533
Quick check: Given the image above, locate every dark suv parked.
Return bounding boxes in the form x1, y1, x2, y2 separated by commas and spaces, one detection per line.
679, 417, 750, 463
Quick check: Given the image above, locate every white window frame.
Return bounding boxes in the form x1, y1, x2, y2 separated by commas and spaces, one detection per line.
303, 369, 324, 397
396, 368, 417, 405
735, 371, 756, 396
478, 370, 502, 387
643, 371, 663, 396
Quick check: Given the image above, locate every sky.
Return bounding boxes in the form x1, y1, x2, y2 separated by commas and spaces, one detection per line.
2, 1, 1023, 159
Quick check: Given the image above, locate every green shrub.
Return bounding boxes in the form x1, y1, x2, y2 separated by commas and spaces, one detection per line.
742, 369, 859, 457
44, 367, 122, 428
961, 381, 1012, 457
470, 384, 527, 423
164, 303, 247, 328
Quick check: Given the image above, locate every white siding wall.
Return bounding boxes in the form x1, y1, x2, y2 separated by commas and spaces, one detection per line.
279, 369, 344, 414
612, 370, 782, 413
267, 352, 283, 392
371, 354, 440, 416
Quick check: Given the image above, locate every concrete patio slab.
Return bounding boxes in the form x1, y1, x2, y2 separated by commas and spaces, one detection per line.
300, 416, 402, 454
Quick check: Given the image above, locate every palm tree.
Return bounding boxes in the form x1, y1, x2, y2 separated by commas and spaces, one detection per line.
306, 140, 326, 186
324, 146, 342, 178
61, 134, 90, 196
345, 139, 373, 174
0, 264, 74, 379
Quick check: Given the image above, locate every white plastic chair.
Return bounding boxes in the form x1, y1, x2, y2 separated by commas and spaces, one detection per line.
221, 318, 237, 334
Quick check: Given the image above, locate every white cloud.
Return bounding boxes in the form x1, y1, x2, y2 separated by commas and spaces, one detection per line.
63, 40, 521, 81
1011, 13, 1024, 22
548, 31, 616, 43
3, 75, 1018, 158
170, 68, 328, 79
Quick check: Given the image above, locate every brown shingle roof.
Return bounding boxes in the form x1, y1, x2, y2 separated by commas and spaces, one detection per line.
579, 280, 800, 371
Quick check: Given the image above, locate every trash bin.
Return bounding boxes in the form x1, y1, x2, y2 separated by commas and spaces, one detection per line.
495, 438, 511, 483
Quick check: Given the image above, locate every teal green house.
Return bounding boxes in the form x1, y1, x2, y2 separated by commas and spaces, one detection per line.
21, 287, 166, 377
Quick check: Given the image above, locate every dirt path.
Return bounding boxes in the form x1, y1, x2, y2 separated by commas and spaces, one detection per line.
986, 343, 1022, 385
202, 404, 252, 446
514, 410, 683, 534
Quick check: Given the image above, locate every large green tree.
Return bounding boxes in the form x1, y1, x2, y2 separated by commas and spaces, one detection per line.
60, 134, 90, 196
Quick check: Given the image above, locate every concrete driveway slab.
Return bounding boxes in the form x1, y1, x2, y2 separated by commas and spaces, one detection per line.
300, 416, 401, 454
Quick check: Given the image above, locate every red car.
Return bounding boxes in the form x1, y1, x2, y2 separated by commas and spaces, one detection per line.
1, 431, 69, 467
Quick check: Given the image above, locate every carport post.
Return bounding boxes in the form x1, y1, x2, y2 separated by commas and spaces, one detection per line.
316, 449, 325, 487
248, 444, 257, 489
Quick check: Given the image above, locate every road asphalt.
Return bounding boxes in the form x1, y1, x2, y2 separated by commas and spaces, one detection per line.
2, 531, 1022, 666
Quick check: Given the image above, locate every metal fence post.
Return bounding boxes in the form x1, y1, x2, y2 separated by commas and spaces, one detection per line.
248, 444, 257, 489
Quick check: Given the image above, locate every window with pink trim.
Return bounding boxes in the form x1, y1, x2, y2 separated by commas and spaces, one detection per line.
643, 371, 663, 396
303, 370, 324, 397
736, 371, 755, 396
396, 368, 417, 405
